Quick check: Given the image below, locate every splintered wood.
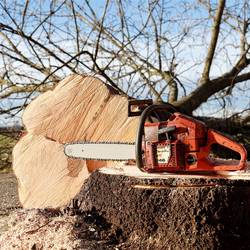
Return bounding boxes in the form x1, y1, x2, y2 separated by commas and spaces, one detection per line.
13, 75, 139, 208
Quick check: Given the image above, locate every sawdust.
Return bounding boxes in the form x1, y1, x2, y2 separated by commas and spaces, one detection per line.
0, 209, 81, 249
0, 208, 123, 250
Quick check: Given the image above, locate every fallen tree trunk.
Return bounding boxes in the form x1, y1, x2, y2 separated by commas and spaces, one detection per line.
13, 75, 139, 208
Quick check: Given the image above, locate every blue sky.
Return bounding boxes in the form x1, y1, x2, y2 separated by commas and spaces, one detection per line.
0, 0, 249, 126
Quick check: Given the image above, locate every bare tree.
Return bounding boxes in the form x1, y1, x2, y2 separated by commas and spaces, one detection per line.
0, 0, 249, 133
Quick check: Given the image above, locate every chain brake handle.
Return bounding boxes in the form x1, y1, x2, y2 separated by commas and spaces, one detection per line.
128, 99, 153, 117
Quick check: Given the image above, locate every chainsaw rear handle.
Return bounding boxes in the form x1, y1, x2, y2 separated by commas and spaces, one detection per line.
204, 129, 247, 171
135, 103, 177, 172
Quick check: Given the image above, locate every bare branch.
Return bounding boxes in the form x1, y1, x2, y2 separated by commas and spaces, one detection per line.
200, 0, 226, 84
70, 0, 80, 69
174, 64, 250, 114
93, 0, 110, 70
20, 0, 30, 30
0, 0, 249, 125
0, 22, 77, 73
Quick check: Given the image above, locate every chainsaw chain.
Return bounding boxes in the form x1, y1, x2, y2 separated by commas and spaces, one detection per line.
64, 141, 135, 161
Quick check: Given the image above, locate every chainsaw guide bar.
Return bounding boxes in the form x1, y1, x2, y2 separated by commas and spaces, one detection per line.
64, 141, 135, 161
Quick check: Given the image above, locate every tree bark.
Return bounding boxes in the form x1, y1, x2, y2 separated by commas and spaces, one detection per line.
74, 165, 250, 249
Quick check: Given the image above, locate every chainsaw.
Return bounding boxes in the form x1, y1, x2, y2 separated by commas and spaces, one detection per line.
64, 100, 247, 172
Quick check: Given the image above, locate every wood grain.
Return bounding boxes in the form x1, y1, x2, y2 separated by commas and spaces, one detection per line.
13, 75, 139, 208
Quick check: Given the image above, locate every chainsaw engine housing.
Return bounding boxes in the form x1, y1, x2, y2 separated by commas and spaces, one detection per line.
142, 112, 247, 172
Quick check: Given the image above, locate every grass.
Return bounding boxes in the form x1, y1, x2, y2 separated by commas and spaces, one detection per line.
0, 133, 18, 173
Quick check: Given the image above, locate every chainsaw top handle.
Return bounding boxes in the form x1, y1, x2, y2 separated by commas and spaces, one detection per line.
135, 103, 177, 172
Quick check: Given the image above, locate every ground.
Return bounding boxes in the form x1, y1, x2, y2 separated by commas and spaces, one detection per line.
0, 173, 21, 236
0, 131, 21, 235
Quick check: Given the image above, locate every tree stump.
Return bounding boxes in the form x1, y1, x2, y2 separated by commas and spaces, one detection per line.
74, 165, 250, 250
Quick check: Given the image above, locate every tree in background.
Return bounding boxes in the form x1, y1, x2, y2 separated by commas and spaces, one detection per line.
0, 0, 249, 138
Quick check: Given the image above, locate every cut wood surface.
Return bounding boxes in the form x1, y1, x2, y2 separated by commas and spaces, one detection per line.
13, 75, 139, 208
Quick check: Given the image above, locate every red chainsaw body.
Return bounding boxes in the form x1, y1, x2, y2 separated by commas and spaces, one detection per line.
143, 112, 247, 172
